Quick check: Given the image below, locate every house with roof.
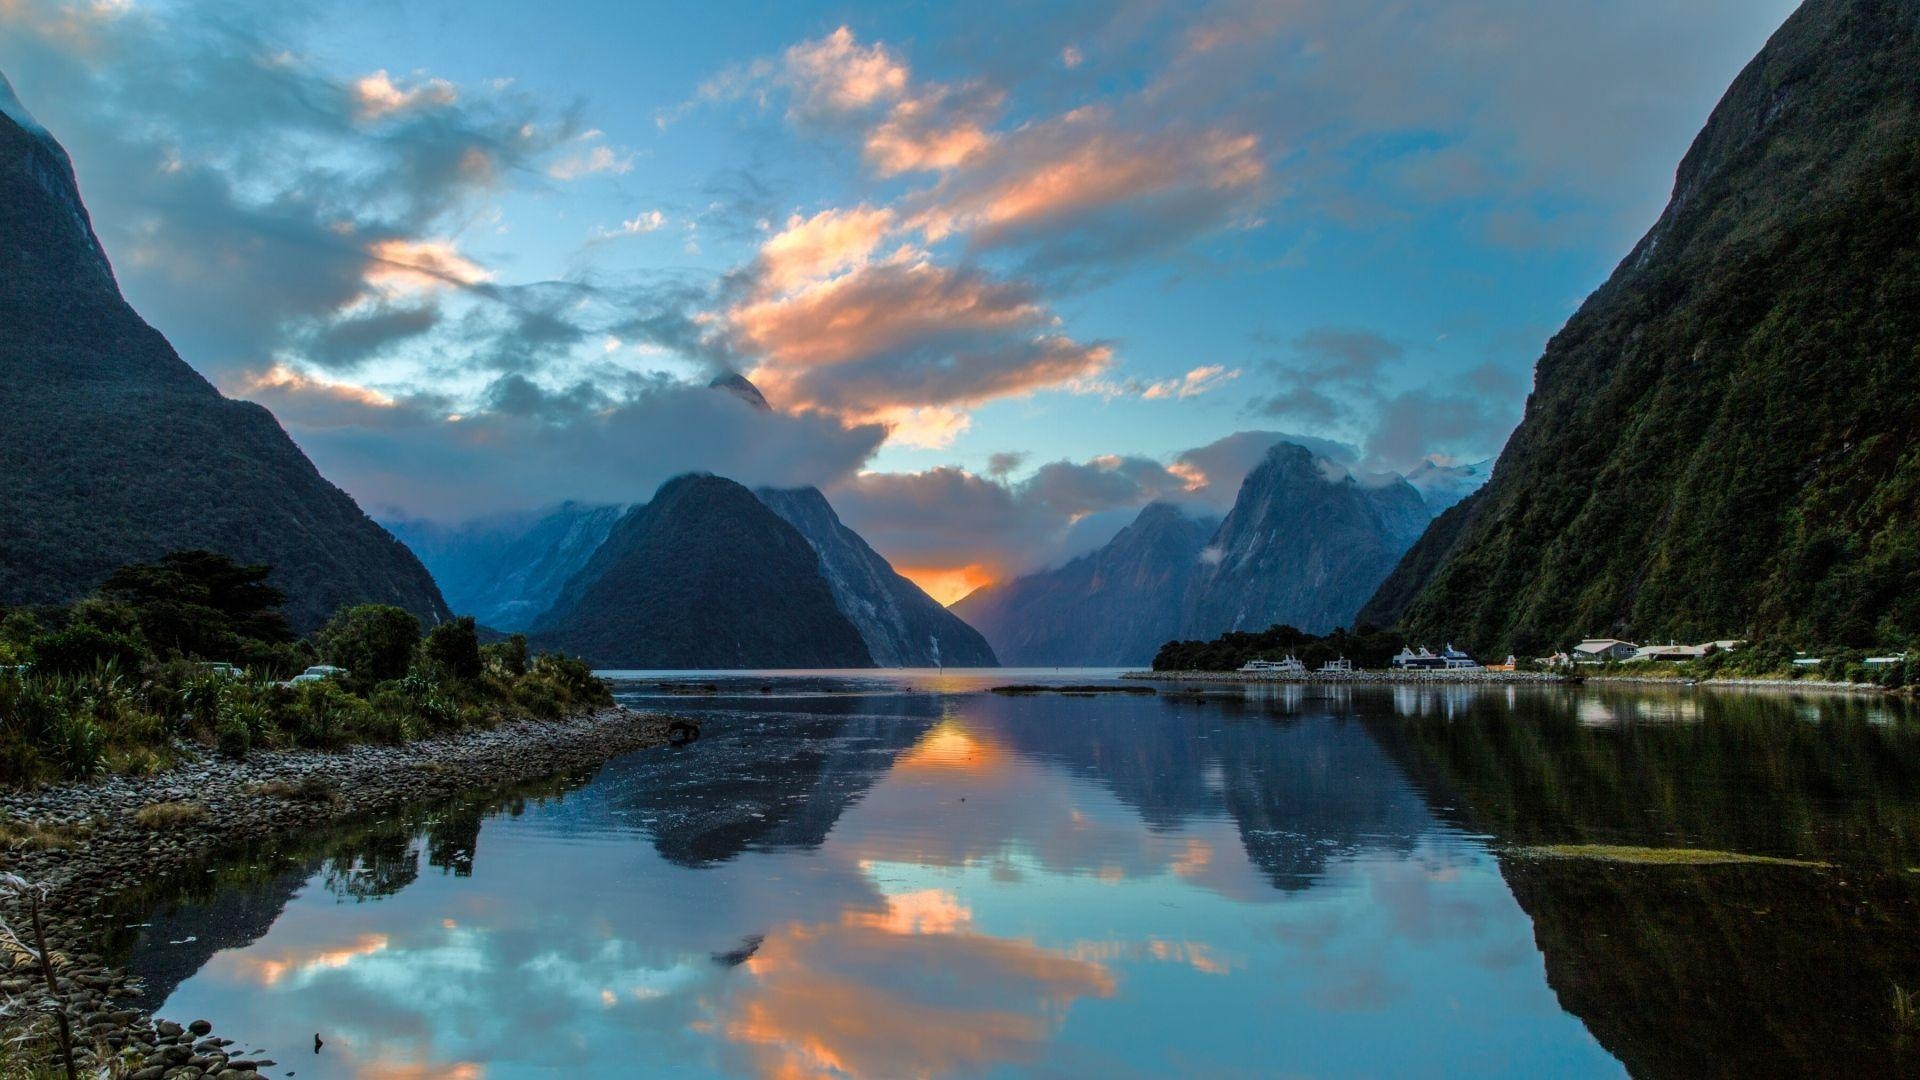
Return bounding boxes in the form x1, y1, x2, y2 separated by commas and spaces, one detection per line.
1572, 639, 1638, 663
1632, 642, 1711, 663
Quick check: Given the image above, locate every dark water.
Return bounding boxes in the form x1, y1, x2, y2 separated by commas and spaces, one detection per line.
107, 672, 1920, 1078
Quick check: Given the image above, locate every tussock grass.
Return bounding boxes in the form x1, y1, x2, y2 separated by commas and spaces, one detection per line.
0, 813, 89, 852
1515, 843, 1829, 868
132, 800, 208, 829
244, 775, 336, 803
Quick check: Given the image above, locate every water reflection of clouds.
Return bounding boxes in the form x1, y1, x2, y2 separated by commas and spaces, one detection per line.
146, 686, 1626, 1078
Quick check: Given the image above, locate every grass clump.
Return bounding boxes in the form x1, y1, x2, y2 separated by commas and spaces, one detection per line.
131, 801, 209, 829
0, 813, 89, 853
1516, 843, 1830, 868
245, 774, 336, 803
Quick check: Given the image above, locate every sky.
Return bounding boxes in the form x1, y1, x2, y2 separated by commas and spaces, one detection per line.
0, 0, 1801, 602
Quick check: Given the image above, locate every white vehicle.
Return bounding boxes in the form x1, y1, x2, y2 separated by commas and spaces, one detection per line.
197, 661, 246, 680
1239, 656, 1307, 676
290, 664, 349, 685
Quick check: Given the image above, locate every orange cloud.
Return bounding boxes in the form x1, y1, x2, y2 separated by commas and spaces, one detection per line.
216, 932, 389, 987
242, 363, 396, 411
719, 912, 1114, 1079
783, 27, 909, 116
911, 123, 1264, 245
864, 92, 996, 176
364, 238, 492, 295
756, 206, 897, 295
844, 888, 972, 936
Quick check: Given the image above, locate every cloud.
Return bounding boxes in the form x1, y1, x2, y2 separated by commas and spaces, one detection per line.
728, 251, 1112, 425
547, 132, 635, 180
247, 371, 885, 522
353, 69, 458, 122
1363, 388, 1519, 473
829, 430, 1317, 584
0, 0, 575, 386
753, 205, 896, 294
781, 27, 910, 118
593, 209, 667, 238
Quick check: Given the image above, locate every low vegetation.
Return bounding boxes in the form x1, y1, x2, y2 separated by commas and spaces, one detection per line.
0, 551, 612, 787
1151, 624, 1412, 672
132, 800, 208, 829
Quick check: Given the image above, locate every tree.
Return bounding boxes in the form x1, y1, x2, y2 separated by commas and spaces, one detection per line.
99, 550, 290, 659
420, 617, 482, 682
317, 604, 421, 687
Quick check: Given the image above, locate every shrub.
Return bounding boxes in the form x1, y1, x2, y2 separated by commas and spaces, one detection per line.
215, 718, 250, 761
318, 605, 422, 689
483, 634, 530, 679
290, 680, 372, 749
28, 623, 148, 676
419, 617, 483, 682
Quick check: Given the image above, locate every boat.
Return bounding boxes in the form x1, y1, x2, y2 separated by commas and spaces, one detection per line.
1239, 656, 1307, 676
1319, 657, 1354, 674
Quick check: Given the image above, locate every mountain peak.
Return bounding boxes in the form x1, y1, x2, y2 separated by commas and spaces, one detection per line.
710, 372, 772, 411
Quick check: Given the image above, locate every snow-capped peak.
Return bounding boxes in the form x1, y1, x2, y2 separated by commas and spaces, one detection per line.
0, 72, 50, 138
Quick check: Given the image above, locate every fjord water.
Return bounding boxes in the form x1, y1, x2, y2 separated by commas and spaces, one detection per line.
110, 674, 1920, 1078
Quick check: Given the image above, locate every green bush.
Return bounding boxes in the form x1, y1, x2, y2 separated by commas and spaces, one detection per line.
215, 719, 250, 761
420, 617, 483, 682
318, 604, 422, 690
29, 622, 149, 675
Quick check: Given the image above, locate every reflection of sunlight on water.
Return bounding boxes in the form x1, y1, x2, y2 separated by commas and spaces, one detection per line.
894, 717, 1006, 778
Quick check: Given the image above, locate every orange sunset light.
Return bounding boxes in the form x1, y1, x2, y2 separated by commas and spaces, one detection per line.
898, 564, 997, 607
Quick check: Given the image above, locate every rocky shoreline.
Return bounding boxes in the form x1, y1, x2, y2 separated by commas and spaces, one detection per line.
0, 705, 674, 1078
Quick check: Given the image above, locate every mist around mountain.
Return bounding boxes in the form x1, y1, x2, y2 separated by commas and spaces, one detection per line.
0, 72, 447, 632
386, 503, 624, 633
1364, 0, 1920, 654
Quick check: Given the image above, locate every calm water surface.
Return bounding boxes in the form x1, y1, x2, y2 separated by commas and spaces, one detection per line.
107, 672, 1920, 1078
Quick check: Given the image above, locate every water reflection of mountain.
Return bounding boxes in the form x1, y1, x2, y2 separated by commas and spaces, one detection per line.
601, 694, 941, 866
1504, 858, 1920, 1078
1369, 686, 1920, 1078
980, 691, 1434, 889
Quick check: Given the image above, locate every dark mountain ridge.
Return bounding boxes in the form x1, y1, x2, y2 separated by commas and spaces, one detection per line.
532, 474, 874, 669
1363, 0, 1920, 653
0, 73, 448, 631
755, 486, 997, 667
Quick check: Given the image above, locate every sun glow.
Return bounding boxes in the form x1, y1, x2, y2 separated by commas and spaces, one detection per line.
898, 563, 997, 606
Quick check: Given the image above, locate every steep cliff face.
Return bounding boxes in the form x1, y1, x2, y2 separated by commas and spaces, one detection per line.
1183, 444, 1431, 637
755, 486, 997, 667
951, 503, 1218, 667
0, 73, 447, 631
386, 503, 625, 632
533, 475, 874, 669
1365, 0, 1920, 654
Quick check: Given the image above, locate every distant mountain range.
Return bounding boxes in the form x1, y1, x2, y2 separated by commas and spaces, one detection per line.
0, 72, 447, 631
1362, 0, 1920, 653
386, 503, 623, 633
956, 442, 1435, 666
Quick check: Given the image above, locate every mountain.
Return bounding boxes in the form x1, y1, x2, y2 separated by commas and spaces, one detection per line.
0, 72, 448, 632
1184, 443, 1431, 637
384, 503, 624, 632
956, 442, 1432, 666
1404, 457, 1493, 514
1363, 0, 1920, 653
709, 372, 772, 411
532, 474, 874, 669
952, 502, 1215, 667
755, 486, 997, 667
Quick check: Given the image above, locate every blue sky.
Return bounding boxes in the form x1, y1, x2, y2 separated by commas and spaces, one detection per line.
0, 0, 1799, 598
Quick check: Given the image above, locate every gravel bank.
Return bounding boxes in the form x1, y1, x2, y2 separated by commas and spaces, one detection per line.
0, 705, 673, 1077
